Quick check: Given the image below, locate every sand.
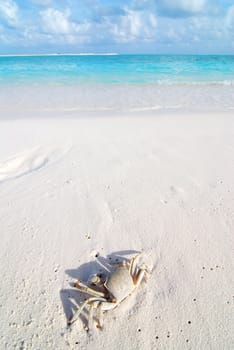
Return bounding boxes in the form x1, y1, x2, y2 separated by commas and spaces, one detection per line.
0, 111, 234, 349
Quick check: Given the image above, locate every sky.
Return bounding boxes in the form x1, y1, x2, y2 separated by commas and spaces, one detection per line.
0, 0, 234, 54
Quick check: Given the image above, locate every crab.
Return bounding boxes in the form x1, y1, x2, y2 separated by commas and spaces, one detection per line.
68, 253, 147, 330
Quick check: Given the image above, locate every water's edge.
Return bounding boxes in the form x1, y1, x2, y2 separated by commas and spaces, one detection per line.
0, 83, 234, 115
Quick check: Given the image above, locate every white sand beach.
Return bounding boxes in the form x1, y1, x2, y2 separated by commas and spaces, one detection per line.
0, 97, 234, 349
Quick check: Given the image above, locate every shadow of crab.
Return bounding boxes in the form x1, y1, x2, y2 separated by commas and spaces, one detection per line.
60, 249, 140, 329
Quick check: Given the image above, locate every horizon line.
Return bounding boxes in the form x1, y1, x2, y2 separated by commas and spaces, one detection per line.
0, 53, 234, 57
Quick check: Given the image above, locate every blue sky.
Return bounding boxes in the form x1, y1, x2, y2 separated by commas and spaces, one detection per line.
0, 0, 234, 54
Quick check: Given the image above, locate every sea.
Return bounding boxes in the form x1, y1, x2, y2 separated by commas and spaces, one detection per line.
0, 54, 234, 113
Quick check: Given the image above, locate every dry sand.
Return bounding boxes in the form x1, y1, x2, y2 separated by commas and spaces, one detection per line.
0, 112, 234, 349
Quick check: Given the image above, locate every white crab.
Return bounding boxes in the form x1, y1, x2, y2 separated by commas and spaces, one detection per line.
68, 253, 147, 330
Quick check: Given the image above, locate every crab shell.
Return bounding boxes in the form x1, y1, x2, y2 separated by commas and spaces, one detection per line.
104, 264, 136, 305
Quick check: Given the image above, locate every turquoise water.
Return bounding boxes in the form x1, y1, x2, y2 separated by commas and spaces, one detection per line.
0, 54, 234, 85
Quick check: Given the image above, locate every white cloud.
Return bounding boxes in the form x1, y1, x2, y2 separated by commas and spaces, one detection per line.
157, 0, 209, 17
109, 9, 157, 42
41, 8, 74, 34
0, 23, 8, 43
40, 6, 157, 45
30, 0, 53, 5
40, 8, 91, 44
191, 16, 225, 39
126, 10, 142, 37
149, 13, 157, 28
0, 0, 19, 26
227, 5, 234, 29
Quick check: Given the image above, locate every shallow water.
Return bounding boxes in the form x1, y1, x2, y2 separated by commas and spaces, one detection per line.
1, 55, 234, 114
1, 54, 234, 85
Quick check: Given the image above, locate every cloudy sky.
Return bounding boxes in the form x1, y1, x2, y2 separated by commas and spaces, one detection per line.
0, 0, 234, 54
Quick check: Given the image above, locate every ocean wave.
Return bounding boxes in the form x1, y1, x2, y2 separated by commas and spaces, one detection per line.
129, 105, 184, 112
71, 53, 119, 56
0, 53, 119, 57
144, 80, 234, 86
18, 105, 184, 113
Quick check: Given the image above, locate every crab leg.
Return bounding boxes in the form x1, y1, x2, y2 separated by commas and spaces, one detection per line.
68, 299, 90, 325
74, 279, 106, 298
133, 268, 145, 287
68, 297, 106, 326
129, 257, 136, 276
129, 253, 142, 277
96, 302, 103, 329
88, 301, 106, 330
88, 301, 105, 330
88, 302, 94, 330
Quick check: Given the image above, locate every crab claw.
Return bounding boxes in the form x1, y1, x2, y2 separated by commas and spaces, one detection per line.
88, 274, 101, 285
74, 279, 81, 288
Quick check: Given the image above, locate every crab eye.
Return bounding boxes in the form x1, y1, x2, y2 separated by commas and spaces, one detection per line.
88, 274, 101, 285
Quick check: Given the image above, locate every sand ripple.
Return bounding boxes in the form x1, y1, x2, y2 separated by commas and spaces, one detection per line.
0, 146, 70, 183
